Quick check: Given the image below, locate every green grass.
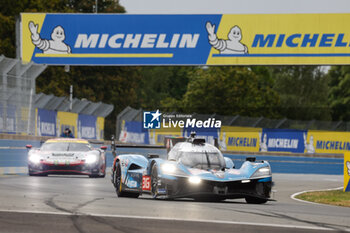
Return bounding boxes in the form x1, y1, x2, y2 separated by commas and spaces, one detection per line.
296, 190, 350, 207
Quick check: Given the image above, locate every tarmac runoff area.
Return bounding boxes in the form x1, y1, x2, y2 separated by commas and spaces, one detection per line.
0, 173, 349, 233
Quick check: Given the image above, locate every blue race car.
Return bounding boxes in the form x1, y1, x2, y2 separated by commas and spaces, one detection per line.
111, 134, 273, 203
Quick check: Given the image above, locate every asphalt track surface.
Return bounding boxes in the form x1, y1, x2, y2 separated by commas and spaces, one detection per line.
0, 173, 349, 233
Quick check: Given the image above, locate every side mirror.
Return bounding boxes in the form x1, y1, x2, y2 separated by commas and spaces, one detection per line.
26, 145, 32, 149
224, 157, 235, 169
100, 146, 107, 150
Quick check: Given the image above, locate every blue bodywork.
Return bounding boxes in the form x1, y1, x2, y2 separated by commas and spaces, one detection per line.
111, 140, 273, 201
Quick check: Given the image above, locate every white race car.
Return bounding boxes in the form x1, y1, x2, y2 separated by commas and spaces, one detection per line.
27, 138, 107, 178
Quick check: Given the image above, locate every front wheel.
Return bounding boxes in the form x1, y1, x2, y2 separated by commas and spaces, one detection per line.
245, 182, 270, 204
151, 163, 160, 199
113, 162, 139, 198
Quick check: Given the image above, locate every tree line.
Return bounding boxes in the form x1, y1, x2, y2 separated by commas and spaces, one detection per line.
1, 1, 349, 138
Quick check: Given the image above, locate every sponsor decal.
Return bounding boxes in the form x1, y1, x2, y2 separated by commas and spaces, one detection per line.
228, 137, 257, 147
142, 176, 151, 191
316, 140, 350, 151
40, 122, 56, 135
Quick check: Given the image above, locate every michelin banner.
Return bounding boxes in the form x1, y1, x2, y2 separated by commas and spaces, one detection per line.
219, 126, 261, 152
345, 153, 350, 192
36, 108, 57, 137
21, 13, 350, 65
304, 131, 350, 154
56, 111, 78, 138
261, 129, 306, 153
78, 114, 97, 139
96, 117, 104, 140
119, 120, 150, 144
0, 104, 16, 134
304, 131, 350, 191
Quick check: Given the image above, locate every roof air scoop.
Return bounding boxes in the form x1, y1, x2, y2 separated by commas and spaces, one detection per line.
192, 138, 206, 145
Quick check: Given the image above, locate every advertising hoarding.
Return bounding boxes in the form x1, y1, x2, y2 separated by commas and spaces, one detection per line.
21, 13, 350, 65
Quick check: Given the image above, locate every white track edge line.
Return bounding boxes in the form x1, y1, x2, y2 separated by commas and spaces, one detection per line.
291, 186, 344, 207
0, 208, 343, 231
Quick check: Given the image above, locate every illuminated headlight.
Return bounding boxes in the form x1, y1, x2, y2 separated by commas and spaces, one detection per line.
28, 154, 41, 164
251, 167, 271, 178
161, 163, 177, 174
85, 154, 98, 164
188, 176, 201, 184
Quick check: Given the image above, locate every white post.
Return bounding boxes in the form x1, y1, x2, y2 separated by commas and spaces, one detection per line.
27, 88, 33, 134
69, 85, 73, 112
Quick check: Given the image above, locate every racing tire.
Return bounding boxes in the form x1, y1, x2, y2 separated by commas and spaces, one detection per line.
151, 163, 160, 199
150, 163, 169, 199
245, 182, 270, 204
113, 162, 139, 198
29, 172, 47, 177
98, 156, 107, 178
245, 197, 268, 204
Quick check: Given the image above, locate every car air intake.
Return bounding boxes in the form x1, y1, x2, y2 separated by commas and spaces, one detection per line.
128, 163, 142, 170
193, 138, 205, 145
246, 157, 256, 162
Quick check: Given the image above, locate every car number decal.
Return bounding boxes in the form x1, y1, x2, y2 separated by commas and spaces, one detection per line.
142, 176, 151, 191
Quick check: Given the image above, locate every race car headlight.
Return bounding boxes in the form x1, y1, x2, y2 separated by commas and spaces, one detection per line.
251, 167, 271, 178
28, 154, 41, 164
85, 154, 98, 164
188, 176, 201, 184
161, 163, 177, 174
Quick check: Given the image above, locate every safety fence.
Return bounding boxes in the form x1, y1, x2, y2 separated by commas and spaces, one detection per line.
0, 55, 46, 135
0, 56, 113, 138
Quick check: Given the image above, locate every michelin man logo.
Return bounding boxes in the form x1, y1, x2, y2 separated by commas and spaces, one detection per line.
347, 161, 350, 176
259, 132, 268, 152
304, 133, 315, 154
143, 110, 161, 129
29, 21, 71, 54
206, 22, 248, 54
218, 130, 227, 151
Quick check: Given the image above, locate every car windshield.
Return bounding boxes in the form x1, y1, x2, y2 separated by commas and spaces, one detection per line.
177, 151, 225, 170
41, 142, 91, 152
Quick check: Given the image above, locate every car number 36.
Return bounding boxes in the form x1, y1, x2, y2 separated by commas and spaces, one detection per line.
142, 176, 151, 191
